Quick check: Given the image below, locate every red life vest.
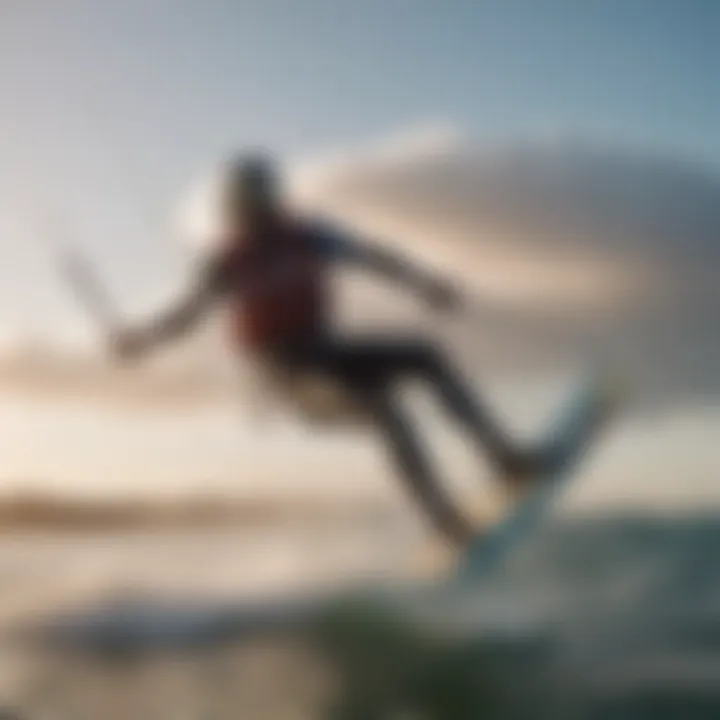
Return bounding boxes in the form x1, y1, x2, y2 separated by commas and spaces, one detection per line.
217, 221, 328, 349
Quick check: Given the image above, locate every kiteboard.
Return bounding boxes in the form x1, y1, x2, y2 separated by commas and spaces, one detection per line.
453, 373, 620, 583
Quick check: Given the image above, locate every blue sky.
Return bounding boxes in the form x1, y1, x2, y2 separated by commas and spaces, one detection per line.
4, 1, 720, 155
2, 0, 719, 202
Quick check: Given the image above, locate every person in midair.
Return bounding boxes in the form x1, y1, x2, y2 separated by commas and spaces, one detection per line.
111, 153, 557, 546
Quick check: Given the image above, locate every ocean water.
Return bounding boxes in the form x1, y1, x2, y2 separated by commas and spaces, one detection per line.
1, 513, 719, 718
0, 384, 718, 716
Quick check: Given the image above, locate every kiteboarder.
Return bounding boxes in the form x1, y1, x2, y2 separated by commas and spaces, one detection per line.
110, 153, 560, 545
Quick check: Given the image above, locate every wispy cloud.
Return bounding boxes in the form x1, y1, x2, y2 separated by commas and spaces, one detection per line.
294, 125, 720, 410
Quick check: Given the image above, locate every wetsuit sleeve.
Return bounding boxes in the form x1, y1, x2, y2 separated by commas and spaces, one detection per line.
308, 219, 453, 303
309, 219, 426, 280
307, 219, 372, 263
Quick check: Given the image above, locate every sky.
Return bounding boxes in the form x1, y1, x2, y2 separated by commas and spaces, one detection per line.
1, 0, 719, 333
0, 0, 718, 504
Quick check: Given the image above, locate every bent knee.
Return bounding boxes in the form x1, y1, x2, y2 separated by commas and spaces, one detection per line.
407, 341, 450, 378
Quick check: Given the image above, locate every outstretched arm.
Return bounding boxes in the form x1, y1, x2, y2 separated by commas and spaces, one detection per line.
111, 258, 226, 361
315, 223, 461, 309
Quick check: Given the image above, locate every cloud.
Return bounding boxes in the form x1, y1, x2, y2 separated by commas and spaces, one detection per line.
293, 126, 720, 410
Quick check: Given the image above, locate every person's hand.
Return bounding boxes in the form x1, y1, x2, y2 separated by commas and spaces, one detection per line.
108, 327, 148, 363
423, 277, 463, 312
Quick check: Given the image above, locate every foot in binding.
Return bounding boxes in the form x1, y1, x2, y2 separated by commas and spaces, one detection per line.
498, 379, 618, 494
497, 446, 567, 493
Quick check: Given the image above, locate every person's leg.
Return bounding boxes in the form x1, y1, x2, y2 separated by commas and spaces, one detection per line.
406, 345, 561, 482
316, 334, 520, 475
397, 341, 523, 474
273, 332, 535, 485
368, 386, 475, 547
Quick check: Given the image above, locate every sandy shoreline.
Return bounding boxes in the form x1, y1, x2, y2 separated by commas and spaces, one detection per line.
0, 492, 393, 532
